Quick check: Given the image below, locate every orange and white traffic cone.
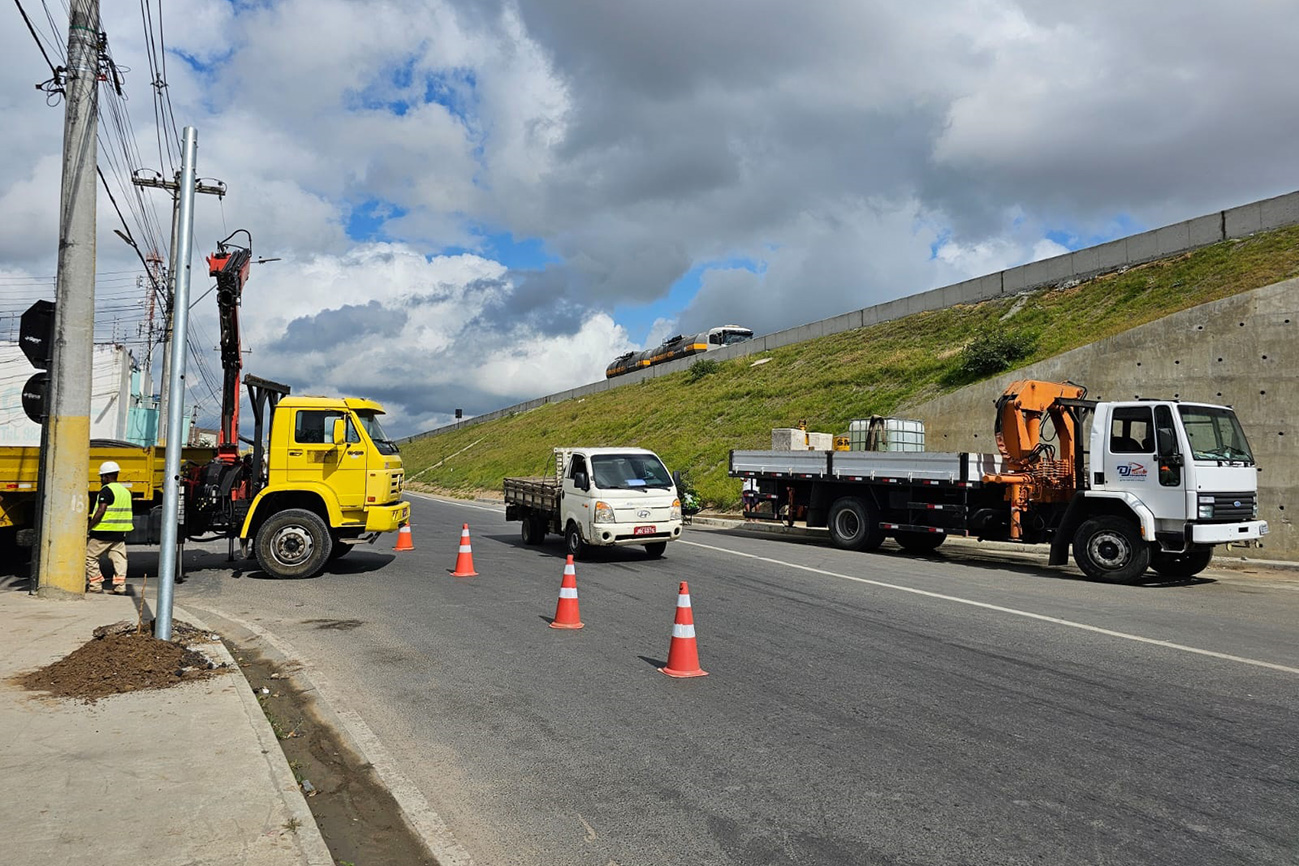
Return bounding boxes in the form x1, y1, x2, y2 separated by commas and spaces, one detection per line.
659, 581, 707, 678
394, 522, 415, 551
549, 555, 584, 629
448, 523, 478, 577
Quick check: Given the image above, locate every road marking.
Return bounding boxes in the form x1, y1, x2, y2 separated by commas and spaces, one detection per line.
406, 491, 502, 513
681, 539, 1299, 676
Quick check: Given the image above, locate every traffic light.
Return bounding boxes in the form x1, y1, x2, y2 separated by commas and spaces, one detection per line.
19, 299, 54, 424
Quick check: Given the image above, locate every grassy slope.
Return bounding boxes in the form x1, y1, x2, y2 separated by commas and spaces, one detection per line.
400, 227, 1299, 507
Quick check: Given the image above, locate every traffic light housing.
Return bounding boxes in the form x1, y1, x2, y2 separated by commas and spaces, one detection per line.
19, 299, 54, 424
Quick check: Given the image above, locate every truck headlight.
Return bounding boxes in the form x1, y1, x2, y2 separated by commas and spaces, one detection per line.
670, 498, 681, 521
594, 501, 615, 523
1198, 502, 1214, 519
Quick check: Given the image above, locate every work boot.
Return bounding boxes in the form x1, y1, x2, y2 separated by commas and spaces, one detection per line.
111, 584, 127, 595
86, 583, 105, 594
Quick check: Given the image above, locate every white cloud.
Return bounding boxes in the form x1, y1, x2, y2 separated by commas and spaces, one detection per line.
3, 0, 1297, 433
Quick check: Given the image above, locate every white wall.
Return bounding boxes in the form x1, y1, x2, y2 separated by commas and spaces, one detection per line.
0, 343, 135, 446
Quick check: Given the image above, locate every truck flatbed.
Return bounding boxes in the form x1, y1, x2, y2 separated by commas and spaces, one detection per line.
730, 450, 1007, 485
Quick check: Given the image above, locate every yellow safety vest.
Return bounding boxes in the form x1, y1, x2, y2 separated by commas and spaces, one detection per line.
92, 482, 134, 533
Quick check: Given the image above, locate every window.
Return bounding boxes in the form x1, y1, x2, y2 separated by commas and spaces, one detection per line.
590, 453, 673, 490
567, 454, 587, 482
1178, 406, 1255, 463
1109, 406, 1153, 453
356, 411, 399, 455
294, 410, 357, 445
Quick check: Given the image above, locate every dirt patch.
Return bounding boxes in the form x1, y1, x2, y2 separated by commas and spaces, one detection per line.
14, 620, 229, 703
228, 642, 437, 866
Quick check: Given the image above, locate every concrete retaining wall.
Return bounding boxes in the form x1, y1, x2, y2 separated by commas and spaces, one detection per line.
400, 188, 1299, 445
904, 277, 1299, 560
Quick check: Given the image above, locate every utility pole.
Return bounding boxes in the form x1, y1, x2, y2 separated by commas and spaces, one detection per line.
131, 171, 224, 445
155, 126, 199, 641
34, 0, 100, 598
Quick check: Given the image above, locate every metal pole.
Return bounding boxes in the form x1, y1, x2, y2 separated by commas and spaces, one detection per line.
155, 127, 198, 640
157, 188, 180, 444
35, 0, 99, 599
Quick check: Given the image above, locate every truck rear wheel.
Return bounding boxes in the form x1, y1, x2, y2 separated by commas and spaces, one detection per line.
644, 541, 667, 558
828, 497, 885, 552
255, 508, 333, 578
565, 522, 588, 561
1150, 546, 1213, 578
521, 514, 545, 545
1072, 516, 1150, 584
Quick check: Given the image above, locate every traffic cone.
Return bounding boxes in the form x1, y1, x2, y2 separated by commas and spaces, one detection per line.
659, 581, 707, 678
549, 555, 584, 629
448, 523, 478, 577
394, 522, 415, 551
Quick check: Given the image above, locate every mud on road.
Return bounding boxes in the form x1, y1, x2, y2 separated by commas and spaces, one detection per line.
225, 641, 437, 866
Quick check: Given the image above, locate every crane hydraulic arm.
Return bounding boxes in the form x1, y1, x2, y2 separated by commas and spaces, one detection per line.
206, 230, 253, 464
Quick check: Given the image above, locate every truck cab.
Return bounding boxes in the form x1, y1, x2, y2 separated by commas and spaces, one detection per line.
559, 448, 683, 558
1063, 399, 1268, 579
242, 396, 409, 577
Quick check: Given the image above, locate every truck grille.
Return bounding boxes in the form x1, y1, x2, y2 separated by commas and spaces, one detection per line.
1199, 492, 1255, 521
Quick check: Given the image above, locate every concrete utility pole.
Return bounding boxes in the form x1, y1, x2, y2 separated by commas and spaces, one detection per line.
131, 172, 224, 445
155, 126, 199, 641
35, 0, 100, 599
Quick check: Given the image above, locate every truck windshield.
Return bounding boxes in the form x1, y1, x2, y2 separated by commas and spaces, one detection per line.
356, 412, 399, 456
1178, 406, 1254, 464
590, 453, 673, 490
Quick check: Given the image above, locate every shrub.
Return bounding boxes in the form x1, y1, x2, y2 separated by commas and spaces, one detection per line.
944, 328, 1038, 385
687, 359, 721, 382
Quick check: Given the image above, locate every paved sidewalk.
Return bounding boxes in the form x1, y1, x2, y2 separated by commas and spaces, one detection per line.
0, 590, 332, 866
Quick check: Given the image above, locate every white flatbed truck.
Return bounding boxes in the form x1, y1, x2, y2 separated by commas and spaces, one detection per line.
729, 380, 1268, 582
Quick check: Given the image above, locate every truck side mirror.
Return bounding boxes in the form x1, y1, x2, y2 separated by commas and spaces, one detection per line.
574, 471, 589, 491
331, 418, 346, 447
1155, 426, 1181, 463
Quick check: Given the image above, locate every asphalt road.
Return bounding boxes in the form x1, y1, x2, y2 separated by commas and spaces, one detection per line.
171, 494, 1299, 866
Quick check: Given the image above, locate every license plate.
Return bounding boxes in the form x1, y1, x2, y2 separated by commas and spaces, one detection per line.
633, 525, 656, 536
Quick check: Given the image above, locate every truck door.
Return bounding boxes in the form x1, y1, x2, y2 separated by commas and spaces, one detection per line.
285, 408, 367, 509
1101, 405, 1186, 522
562, 452, 591, 532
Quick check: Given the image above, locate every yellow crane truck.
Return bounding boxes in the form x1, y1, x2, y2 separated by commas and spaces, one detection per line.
0, 377, 409, 579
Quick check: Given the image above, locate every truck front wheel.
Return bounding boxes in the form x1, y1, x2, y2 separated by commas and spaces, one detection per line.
255, 509, 333, 578
1072, 516, 1150, 584
1151, 546, 1213, 578
565, 522, 588, 561
828, 497, 885, 552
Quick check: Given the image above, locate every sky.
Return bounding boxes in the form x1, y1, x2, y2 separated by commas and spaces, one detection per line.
2, 1, 1297, 437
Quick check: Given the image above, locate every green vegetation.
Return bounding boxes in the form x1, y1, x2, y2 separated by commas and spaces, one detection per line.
400, 227, 1299, 509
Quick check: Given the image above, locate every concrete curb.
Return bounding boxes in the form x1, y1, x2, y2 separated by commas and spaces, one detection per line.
187, 605, 477, 866
173, 605, 335, 866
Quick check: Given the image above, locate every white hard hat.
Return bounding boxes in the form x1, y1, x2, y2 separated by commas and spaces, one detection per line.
99, 461, 121, 475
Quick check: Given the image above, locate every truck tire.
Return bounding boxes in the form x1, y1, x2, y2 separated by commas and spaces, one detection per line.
255, 508, 333, 578
521, 514, 545, 545
895, 531, 946, 554
828, 496, 885, 552
565, 522, 588, 561
644, 541, 667, 558
1150, 546, 1213, 578
1072, 516, 1151, 584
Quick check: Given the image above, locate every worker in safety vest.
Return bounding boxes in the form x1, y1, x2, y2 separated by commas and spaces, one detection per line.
86, 461, 133, 594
